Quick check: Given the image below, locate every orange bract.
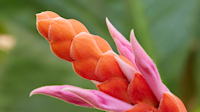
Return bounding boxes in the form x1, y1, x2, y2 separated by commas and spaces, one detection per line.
158, 92, 187, 112
128, 73, 159, 107
72, 58, 100, 81
70, 32, 102, 60
126, 102, 158, 112
95, 51, 128, 82
97, 77, 132, 104
92, 35, 112, 53
36, 11, 60, 21
49, 18, 76, 42
68, 19, 89, 34
37, 20, 51, 40
50, 41, 74, 61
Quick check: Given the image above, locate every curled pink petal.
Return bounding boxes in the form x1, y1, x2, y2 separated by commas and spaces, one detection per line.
115, 56, 136, 82
63, 86, 133, 112
30, 85, 93, 107
106, 18, 139, 71
30, 85, 133, 112
130, 30, 170, 101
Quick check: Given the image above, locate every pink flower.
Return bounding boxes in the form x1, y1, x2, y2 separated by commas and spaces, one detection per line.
31, 11, 187, 112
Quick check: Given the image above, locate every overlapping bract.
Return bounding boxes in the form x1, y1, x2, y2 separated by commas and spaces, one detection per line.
31, 11, 187, 112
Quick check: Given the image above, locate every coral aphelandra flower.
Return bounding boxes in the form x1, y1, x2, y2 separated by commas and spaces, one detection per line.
31, 11, 187, 112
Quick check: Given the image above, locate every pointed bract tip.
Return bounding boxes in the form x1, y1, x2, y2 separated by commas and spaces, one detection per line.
105, 17, 110, 25
29, 86, 47, 97
106, 17, 113, 33
29, 87, 44, 97
29, 90, 35, 97
130, 29, 135, 36
106, 18, 131, 48
30, 86, 52, 97
130, 29, 137, 46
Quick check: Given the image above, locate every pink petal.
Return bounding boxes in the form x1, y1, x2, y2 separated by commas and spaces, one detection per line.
106, 18, 139, 71
115, 56, 136, 82
130, 30, 170, 101
30, 85, 93, 107
30, 85, 133, 112
63, 86, 133, 112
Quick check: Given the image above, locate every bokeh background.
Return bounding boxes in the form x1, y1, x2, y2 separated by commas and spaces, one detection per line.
0, 0, 200, 112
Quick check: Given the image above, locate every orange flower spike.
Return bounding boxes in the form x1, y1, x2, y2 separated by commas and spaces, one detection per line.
158, 92, 187, 112
36, 11, 129, 82
128, 73, 159, 107
34, 11, 187, 112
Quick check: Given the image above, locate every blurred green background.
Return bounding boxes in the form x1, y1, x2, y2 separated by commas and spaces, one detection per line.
0, 0, 200, 112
